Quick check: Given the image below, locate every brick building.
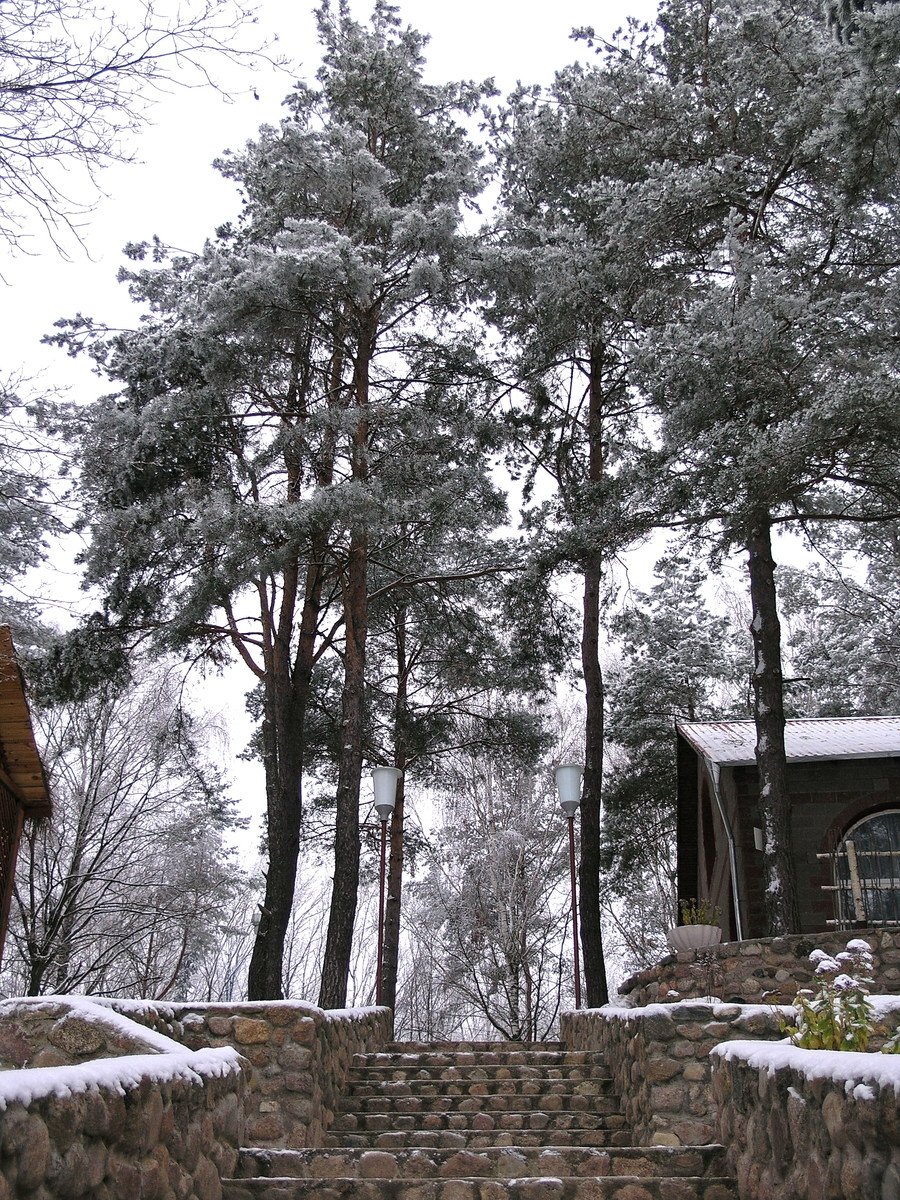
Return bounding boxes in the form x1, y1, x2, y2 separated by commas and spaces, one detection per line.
676, 717, 900, 939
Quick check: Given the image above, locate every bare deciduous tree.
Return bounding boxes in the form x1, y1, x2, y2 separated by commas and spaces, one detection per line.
0, 0, 276, 248
400, 739, 572, 1043
3, 672, 241, 998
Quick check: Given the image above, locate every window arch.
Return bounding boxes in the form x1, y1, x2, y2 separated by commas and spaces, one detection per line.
835, 809, 900, 926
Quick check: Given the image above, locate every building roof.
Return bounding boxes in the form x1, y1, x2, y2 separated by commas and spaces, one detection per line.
0, 627, 51, 818
676, 716, 900, 767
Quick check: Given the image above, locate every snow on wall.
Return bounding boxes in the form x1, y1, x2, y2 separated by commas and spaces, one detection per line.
711, 1038, 900, 1096
1, 993, 187, 1055
102, 997, 394, 1148
0, 995, 247, 1197
0, 1045, 243, 1110
712, 1038, 900, 1199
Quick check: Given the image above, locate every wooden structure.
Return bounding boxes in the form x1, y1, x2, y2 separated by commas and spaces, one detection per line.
0, 627, 51, 966
676, 716, 900, 939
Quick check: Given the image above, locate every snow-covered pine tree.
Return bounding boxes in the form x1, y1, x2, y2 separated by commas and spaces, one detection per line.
624, 0, 900, 934
51, 0, 494, 1003
484, 44, 682, 1006
603, 550, 749, 967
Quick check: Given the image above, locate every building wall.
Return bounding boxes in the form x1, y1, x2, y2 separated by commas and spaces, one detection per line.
728, 756, 900, 935
699, 765, 738, 938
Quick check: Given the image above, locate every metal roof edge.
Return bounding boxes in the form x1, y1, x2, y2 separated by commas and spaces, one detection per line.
676, 716, 900, 767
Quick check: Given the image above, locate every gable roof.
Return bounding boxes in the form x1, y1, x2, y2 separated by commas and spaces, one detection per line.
0, 627, 51, 817
676, 716, 900, 768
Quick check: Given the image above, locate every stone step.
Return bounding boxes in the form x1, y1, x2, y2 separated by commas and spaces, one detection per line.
385, 1042, 567, 1053
341, 1092, 621, 1117
349, 1063, 613, 1085
355, 1051, 606, 1069
346, 1079, 616, 1101
331, 1110, 622, 1135
236, 1144, 731, 1181
324, 1126, 632, 1150
222, 1174, 738, 1200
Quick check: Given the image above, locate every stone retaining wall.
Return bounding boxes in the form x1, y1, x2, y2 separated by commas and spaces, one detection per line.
0, 997, 169, 1069
0, 1057, 244, 1200
106, 1000, 392, 1149
618, 929, 900, 1006
0, 997, 246, 1200
710, 1041, 900, 1200
562, 1002, 787, 1147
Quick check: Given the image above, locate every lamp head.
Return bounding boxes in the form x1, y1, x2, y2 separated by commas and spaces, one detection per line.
372, 765, 402, 821
555, 762, 583, 818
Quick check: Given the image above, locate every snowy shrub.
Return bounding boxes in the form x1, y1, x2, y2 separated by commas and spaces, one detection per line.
783, 939, 875, 1052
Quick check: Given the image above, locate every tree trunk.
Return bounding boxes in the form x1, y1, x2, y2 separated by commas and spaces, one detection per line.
318, 528, 368, 1008
746, 515, 800, 936
248, 339, 337, 1000
381, 606, 409, 1017
247, 640, 304, 999
319, 318, 374, 1009
579, 343, 609, 1008
247, 547, 328, 999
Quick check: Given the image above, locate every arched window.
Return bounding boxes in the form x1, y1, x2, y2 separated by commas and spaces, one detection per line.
835, 810, 900, 926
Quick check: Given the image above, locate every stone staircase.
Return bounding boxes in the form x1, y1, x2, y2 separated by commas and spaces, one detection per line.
223, 1040, 737, 1200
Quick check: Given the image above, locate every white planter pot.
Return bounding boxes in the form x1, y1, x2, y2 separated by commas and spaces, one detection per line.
666, 924, 723, 953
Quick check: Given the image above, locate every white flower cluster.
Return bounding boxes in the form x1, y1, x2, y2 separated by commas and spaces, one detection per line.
786, 940, 876, 1052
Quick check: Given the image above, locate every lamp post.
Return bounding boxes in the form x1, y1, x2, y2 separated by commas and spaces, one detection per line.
372, 766, 402, 1006
555, 762, 583, 1010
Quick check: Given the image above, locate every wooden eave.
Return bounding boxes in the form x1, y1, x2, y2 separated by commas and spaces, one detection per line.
0, 627, 51, 818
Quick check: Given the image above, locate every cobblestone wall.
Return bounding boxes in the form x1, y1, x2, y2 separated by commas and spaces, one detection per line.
562, 1002, 787, 1146
0, 1061, 244, 1200
711, 1042, 900, 1200
0, 998, 167, 1068
618, 929, 900, 1006
106, 1000, 392, 1149
0, 998, 246, 1200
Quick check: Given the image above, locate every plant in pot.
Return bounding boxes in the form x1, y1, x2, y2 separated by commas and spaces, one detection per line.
666, 897, 723, 953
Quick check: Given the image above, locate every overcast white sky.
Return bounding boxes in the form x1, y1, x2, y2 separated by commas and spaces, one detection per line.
2, 0, 659, 827
1, 0, 657, 389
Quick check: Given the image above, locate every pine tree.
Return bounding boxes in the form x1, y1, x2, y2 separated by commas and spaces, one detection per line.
485, 46, 679, 1006
618, 0, 900, 933
52, 1, 492, 1002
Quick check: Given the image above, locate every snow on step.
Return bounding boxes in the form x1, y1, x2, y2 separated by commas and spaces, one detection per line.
327, 1128, 632, 1150
347, 1077, 614, 1098
340, 1092, 620, 1115
356, 1050, 601, 1068
348, 1070, 619, 1089
331, 1110, 623, 1134
350, 1063, 612, 1083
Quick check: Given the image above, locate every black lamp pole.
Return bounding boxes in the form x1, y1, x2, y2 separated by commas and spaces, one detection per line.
372, 766, 401, 1006
556, 763, 584, 1010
